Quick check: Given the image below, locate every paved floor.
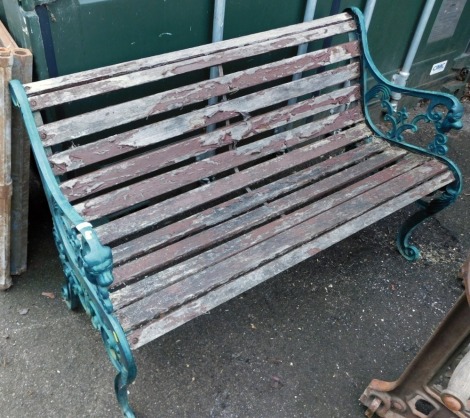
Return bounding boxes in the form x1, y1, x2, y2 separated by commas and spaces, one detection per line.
0, 102, 469, 418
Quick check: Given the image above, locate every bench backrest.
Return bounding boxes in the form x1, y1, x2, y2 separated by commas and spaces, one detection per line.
19, 12, 365, 232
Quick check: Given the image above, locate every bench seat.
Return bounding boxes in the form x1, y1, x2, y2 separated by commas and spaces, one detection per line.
9, 8, 463, 417
109, 137, 453, 349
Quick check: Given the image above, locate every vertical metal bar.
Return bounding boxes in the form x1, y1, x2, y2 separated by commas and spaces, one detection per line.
280, 0, 318, 134
363, 0, 377, 31
200, 0, 226, 165
288, 0, 318, 97
402, 0, 436, 74
291, 0, 318, 79
208, 0, 226, 108
391, 0, 437, 103
0, 48, 12, 289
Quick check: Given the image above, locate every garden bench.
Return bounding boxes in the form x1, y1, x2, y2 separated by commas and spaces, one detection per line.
9, 8, 464, 417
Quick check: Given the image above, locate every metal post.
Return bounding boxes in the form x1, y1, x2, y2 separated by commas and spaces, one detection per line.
200, 0, 226, 165
363, 0, 377, 31
208, 0, 226, 107
289, 0, 318, 92
391, 0, 437, 103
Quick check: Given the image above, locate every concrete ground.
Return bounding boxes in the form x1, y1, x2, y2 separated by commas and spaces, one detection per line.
0, 102, 469, 418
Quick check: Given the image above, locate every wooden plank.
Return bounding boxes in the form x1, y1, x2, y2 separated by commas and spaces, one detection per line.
9, 48, 33, 275
76, 107, 364, 221
51, 82, 359, 177
26, 13, 354, 98
39, 41, 360, 140
126, 171, 454, 349
110, 152, 429, 307
111, 140, 389, 265
49, 57, 360, 174
96, 122, 371, 243
41, 61, 360, 147
60, 86, 361, 197
0, 49, 12, 289
30, 19, 357, 110
116, 160, 450, 332
111, 146, 408, 285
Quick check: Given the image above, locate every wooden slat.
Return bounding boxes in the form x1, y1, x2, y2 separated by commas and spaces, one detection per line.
96, 122, 371, 243
31, 20, 356, 110
50, 72, 358, 174
43, 41, 360, 146
116, 159, 450, 332
26, 13, 355, 104
111, 140, 389, 265
76, 107, 364, 221
60, 85, 361, 197
42, 61, 360, 147
126, 170, 454, 349
112, 146, 408, 286
109, 152, 428, 304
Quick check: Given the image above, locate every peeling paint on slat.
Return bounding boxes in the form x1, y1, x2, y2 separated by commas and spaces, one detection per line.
116, 163, 451, 332
40, 41, 360, 143
75, 107, 364, 221
60, 86, 361, 197
26, 14, 355, 101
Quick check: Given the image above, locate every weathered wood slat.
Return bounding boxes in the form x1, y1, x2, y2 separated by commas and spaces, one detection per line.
26, 13, 354, 101
60, 86, 361, 198
116, 160, 450, 332
111, 140, 388, 265
77, 107, 364, 221
42, 42, 360, 144
110, 152, 430, 306
31, 20, 357, 111
52, 81, 360, 178
96, 122, 371, 243
42, 61, 360, 147
126, 171, 454, 349
111, 146, 408, 287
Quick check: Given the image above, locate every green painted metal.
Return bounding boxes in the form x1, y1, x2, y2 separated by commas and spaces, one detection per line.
9, 78, 137, 418
350, 7, 463, 261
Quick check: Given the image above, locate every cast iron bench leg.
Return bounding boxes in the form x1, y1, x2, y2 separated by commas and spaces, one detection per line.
396, 182, 461, 261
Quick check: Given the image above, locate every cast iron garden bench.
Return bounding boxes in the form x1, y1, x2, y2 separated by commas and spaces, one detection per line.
9, 8, 464, 417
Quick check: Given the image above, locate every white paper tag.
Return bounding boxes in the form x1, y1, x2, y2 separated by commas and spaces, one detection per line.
430, 60, 448, 75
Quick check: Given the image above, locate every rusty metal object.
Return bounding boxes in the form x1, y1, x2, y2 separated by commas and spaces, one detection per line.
360, 256, 470, 417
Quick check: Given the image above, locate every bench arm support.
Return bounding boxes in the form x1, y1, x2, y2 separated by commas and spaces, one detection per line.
348, 7, 464, 158
349, 8, 464, 261
9, 80, 137, 417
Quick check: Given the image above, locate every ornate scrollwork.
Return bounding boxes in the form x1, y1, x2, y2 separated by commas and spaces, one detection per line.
9, 80, 138, 417
346, 7, 464, 262
51, 204, 137, 418
364, 83, 464, 157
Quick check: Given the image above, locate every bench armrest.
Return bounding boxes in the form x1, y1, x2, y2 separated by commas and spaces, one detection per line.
348, 8, 464, 157
9, 80, 115, 310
